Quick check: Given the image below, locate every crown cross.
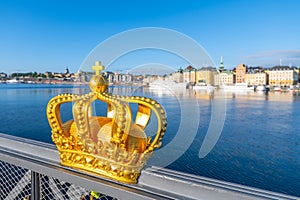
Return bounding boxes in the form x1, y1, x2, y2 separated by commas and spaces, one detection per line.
92, 61, 105, 75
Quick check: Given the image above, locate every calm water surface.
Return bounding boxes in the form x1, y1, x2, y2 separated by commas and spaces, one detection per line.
0, 84, 299, 197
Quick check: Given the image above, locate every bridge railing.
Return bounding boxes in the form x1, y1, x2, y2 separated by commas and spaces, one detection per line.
0, 133, 298, 200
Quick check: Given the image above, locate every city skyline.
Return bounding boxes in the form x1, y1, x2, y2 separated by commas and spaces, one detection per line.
1, 0, 300, 74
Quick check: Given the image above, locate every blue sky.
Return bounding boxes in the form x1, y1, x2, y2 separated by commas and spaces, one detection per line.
0, 0, 300, 74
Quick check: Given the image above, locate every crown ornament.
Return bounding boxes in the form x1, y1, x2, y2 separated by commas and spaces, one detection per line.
46, 62, 167, 183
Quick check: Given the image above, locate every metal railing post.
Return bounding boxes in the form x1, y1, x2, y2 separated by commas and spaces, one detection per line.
31, 171, 41, 200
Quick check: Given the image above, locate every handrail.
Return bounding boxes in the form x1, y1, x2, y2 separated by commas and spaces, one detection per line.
0, 133, 298, 200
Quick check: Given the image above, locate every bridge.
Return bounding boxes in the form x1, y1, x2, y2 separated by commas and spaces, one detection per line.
0, 133, 297, 200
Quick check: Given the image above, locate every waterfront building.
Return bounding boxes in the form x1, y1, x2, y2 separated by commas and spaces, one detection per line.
0, 72, 7, 83
104, 71, 114, 83
132, 74, 144, 83
183, 69, 189, 83
214, 57, 234, 86
235, 63, 247, 83
214, 74, 219, 86
215, 71, 234, 86
164, 73, 177, 82
77, 70, 88, 82
255, 72, 267, 85
295, 68, 300, 83
44, 71, 53, 78
172, 67, 184, 83
269, 66, 298, 86
196, 67, 217, 85
0, 72, 7, 78
105, 71, 133, 84
70, 73, 77, 80
122, 74, 133, 83
183, 65, 196, 84
245, 67, 268, 86
53, 72, 64, 78
190, 68, 196, 84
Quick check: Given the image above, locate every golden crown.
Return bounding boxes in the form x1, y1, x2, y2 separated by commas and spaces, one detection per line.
46, 62, 167, 183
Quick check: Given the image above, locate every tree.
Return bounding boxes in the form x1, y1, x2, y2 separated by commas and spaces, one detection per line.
32, 72, 38, 78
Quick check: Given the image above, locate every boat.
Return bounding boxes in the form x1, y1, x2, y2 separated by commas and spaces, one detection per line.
149, 79, 188, 92
256, 85, 267, 92
220, 83, 254, 91
6, 78, 24, 84
26, 80, 36, 84
288, 86, 296, 93
273, 86, 281, 92
193, 83, 215, 92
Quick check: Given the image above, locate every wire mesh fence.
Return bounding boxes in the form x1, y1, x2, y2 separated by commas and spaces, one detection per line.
40, 175, 117, 200
0, 160, 31, 200
0, 160, 118, 200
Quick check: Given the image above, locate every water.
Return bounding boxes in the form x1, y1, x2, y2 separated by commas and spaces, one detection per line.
0, 84, 300, 197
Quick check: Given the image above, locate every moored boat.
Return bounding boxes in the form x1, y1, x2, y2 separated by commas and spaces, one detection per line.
149, 79, 188, 91
273, 86, 281, 92
6, 78, 24, 84
193, 83, 215, 92
256, 85, 267, 92
220, 83, 254, 91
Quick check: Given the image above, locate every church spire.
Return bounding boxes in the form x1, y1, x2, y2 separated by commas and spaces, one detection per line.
219, 56, 224, 72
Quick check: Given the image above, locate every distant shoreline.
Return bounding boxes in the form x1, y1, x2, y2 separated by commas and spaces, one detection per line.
0, 80, 145, 86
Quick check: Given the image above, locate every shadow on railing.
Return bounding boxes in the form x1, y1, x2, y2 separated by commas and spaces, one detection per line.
0, 133, 298, 200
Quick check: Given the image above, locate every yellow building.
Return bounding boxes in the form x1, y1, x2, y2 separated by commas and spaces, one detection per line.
255, 72, 267, 85
245, 67, 267, 86
183, 65, 196, 84
213, 56, 233, 86
220, 71, 234, 85
172, 71, 184, 83
269, 66, 298, 86
190, 69, 196, 84
245, 73, 267, 85
183, 70, 189, 83
245, 73, 255, 85
196, 67, 217, 85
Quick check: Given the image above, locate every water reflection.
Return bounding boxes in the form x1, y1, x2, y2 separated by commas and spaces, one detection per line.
192, 89, 298, 102
107, 85, 300, 103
